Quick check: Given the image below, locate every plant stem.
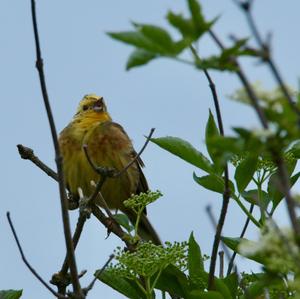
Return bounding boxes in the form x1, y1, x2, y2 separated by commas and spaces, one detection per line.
146, 277, 153, 299
150, 268, 163, 293
233, 195, 260, 227
257, 182, 266, 223
134, 209, 142, 238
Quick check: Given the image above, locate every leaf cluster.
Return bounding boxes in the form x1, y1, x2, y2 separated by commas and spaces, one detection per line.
107, 0, 260, 71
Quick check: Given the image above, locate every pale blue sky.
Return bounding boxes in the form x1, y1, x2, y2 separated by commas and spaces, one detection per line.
1, 1, 300, 298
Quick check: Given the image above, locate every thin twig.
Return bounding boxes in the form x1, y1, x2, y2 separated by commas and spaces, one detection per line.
58, 214, 88, 279
115, 128, 155, 178
237, 0, 300, 118
82, 146, 113, 217
239, 1, 300, 227
17, 144, 79, 210
274, 155, 300, 243
17, 145, 135, 251
17, 144, 58, 181
82, 127, 155, 218
52, 176, 108, 293
210, 10, 300, 246
190, 46, 231, 289
6, 212, 66, 299
84, 254, 115, 294
208, 191, 230, 290
227, 204, 254, 275
218, 251, 224, 278
16, 138, 142, 292
30, 1, 82, 296
208, 29, 269, 129
83, 128, 155, 179
92, 206, 136, 252
205, 205, 231, 261
82, 145, 112, 176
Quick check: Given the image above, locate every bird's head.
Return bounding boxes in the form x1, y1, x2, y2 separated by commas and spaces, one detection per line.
76, 94, 108, 115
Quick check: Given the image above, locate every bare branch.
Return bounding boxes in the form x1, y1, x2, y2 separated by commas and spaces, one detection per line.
227, 204, 254, 275
83, 128, 155, 179
208, 29, 269, 129
190, 46, 231, 289
92, 206, 136, 252
114, 128, 155, 178
7, 212, 66, 299
236, 0, 300, 118
218, 251, 224, 278
30, 1, 82, 296
57, 214, 88, 279
83, 254, 115, 295
82, 146, 113, 217
17, 144, 58, 181
205, 205, 231, 261
210, 11, 300, 250
274, 154, 300, 242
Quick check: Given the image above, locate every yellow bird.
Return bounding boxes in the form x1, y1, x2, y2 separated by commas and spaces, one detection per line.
59, 94, 161, 244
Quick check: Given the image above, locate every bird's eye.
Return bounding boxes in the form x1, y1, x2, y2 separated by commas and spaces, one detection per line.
82, 105, 88, 111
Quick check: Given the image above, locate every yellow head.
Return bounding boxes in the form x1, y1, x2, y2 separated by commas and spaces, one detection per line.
74, 94, 111, 123
75, 94, 108, 115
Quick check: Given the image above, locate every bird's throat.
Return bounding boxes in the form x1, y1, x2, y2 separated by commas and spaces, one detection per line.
74, 111, 111, 128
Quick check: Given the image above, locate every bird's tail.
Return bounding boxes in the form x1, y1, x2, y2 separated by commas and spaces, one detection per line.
126, 209, 161, 245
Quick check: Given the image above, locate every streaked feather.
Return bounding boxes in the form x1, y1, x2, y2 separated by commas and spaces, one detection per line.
58, 95, 161, 244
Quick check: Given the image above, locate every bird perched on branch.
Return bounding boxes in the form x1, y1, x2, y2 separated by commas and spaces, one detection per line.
58, 94, 161, 245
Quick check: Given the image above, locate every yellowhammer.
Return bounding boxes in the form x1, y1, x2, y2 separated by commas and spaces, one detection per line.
59, 94, 161, 244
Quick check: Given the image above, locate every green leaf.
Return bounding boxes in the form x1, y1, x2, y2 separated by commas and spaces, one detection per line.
0, 290, 23, 299
188, 0, 203, 25
268, 171, 300, 212
234, 154, 258, 193
193, 173, 235, 195
167, 2, 215, 41
155, 265, 190, 298
205, 110, 220, 168
240, 280, 265, 299
239, 273, 283, 299
221, 39, 248, 58
107, 31, 164, 54
186, 272, 232, 299
95, 270, 146, 299
290, 140, 300, 158
241, 189, 270, 210
166, 11, 194, 37
188, 232, 205, 288
132, 23, 180, 55
113, 213, 134, 233
221, 237, 243, 253
221, 237, 264, 264
193, 173, 224, 193
207, 136, 244, 159
222, 273, 238, 299
187, 0, 213, 37
195, 39, 254, 72
188, 290, 224, 299
151, 136, 214, 173
214, 279, 232, 299
126, 49, 157, 70
195, 55, 238, 72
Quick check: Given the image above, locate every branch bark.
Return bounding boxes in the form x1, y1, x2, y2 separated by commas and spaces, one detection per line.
30, 1, 82, 296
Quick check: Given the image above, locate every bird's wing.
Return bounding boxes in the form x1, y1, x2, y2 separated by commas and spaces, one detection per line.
109, 122, 150, 204
83, 121, 149, 209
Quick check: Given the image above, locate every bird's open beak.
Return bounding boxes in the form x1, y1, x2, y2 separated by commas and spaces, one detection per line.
93, 106, 102, 112
93, 99, 103, 112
